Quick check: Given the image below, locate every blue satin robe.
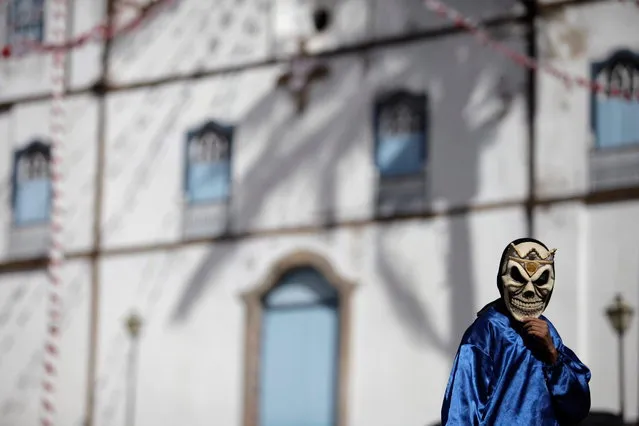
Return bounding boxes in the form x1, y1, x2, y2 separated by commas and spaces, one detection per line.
441, 305, 591, 425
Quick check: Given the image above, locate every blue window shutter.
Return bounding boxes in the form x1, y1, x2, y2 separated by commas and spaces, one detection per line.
592, 51, 639, 149
376, 132, 424, 176
14, 178, 51, 225
596, 98, 639, 148
374, 91, 428, 177
8, 0, 45, 44
186, 161, 230, 203
621, 99, 639, 145
259, 268, 339, 426
184, 121, 233, 205
596, 98, 621, 148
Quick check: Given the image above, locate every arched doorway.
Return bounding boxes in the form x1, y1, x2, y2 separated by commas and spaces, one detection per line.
242, 251, 356, 426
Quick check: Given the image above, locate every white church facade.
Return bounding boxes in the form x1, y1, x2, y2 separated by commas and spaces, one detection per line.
0, 0, 638, 425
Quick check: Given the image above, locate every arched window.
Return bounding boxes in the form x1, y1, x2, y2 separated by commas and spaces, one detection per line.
374, 91, 428, 177
7, 0, 45, 46
259, 267, 340, 426
11, 141, 52, 226
242, 253, 355, 426
184, 121, 233, 204
592, 50, 639, 149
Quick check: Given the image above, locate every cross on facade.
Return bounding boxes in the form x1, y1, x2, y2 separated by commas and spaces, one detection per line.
277, 39, 330, 114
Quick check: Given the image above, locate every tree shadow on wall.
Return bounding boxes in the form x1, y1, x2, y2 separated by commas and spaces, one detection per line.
0, 269, 88, 425
110, 0, 267, 80
169, 28, 527, 356
374, 28, 526, 357
170, 57, 369, 322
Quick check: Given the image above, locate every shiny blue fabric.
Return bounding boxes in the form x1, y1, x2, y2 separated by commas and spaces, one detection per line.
441, 305, 591, 425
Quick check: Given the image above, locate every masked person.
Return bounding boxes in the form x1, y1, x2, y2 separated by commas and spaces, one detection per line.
441, 238, 591, 425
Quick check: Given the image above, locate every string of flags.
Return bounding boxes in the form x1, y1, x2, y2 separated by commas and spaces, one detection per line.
28, 1, 172, 425
423, 0, 639, 101
40, 0, 68, 421
0, 0, 635, 101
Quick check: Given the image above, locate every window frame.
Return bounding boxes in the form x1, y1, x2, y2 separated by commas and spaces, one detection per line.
6, 0, 46, 47
241, 251, 356, 426
373, 89, 429, 179
11, 139, 52, 227
183, 120, 234, 206
590, 49, 639, 151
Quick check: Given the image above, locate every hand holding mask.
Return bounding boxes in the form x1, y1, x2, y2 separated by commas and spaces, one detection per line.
522, 317, 559, 364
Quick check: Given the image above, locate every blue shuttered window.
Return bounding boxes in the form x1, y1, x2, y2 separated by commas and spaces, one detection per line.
7, 0, 45, 45
187, 162, 230, 203
12, 142, 52, 226
259, 268, 339, 426
374, 92, 428, 177
592, 50, 639, 149
15, 178, 51, 224
185, 121, 233, 204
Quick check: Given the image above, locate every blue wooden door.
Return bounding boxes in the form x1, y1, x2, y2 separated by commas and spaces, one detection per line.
259, 268, 339, 426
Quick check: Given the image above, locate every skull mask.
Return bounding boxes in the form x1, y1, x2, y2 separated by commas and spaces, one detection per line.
498, 238, 556, 322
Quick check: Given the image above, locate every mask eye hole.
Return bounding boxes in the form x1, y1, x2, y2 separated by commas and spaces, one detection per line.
509, 266, 526, 284
534, 270, 550, 286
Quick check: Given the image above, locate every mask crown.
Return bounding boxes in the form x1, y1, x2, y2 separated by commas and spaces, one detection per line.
508, 244, 556, 264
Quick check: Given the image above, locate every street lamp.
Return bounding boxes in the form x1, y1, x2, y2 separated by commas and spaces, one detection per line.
125, 312, 143, 339
605, 293, 634, 422
124, 312, 143, 426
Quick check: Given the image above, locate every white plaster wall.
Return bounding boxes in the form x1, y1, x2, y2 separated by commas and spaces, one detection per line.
275, 0, 523, 56
535, 1, 639, 198
96, 247, 243, 426
372, 0, 523, 39
0, 95, 98, 261
100, 65, 283, 248
107, 0, 524, 86
102, 29, 528, 250
0, 0, 105, 102
96, 206, 526, 426
370, 30, 528, 209
109, 0, 272, 86
68, 0, 106, 90
351, 206, 528, 426
0, 259, 91, 426
534, 202, 589, 366
585, 201, 639, 421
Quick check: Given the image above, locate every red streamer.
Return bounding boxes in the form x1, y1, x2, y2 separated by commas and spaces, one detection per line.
424, 0, 639, 101
0, 0, 175, 60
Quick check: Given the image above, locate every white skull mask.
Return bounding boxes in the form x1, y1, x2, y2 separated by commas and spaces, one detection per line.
499, 240, 556, 322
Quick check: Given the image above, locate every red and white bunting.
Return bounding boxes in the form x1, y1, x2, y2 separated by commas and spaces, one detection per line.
424, 0, 639, 101
41, 0, 68, 423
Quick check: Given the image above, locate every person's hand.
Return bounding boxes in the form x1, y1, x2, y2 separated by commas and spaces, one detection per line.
522, 318, 558, 364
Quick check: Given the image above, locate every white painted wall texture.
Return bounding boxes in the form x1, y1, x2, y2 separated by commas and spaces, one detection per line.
102, 30, 528, 249
0, 259, 91, 426
0, 0, 636, 425
534, 2, 639, 417
94, 207, 525, 426
535, 1, 639, 198
0, 95, 98, 260
0, 0, 106, 102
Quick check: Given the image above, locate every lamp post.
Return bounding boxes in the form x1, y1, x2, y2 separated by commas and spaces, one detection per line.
124, 312, 143, 426
605, 293, 634, 422
125, 313, 143, 339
